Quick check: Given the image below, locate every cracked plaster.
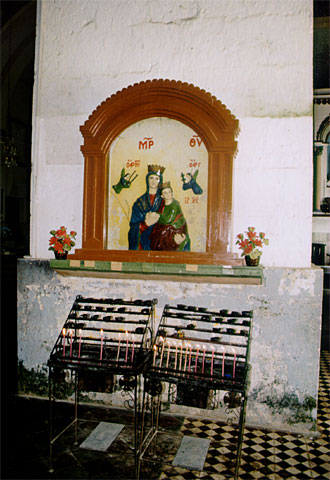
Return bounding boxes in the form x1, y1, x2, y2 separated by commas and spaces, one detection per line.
17, 260, 323, 433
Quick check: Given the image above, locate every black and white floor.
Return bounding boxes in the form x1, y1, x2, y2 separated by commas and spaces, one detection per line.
159, 350, 329, 479
2, 351, 329, 479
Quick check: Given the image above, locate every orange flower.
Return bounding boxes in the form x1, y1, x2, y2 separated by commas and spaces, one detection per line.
235, 227, 269, 258
48, 226, 77, 255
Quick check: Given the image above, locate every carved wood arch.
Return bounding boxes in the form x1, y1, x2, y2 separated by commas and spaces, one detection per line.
73, 79, 240, 265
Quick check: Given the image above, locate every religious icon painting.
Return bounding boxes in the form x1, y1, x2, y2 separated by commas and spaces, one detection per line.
107, 117, 208, 252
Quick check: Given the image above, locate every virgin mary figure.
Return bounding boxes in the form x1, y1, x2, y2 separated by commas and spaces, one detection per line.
128, 164, 165, 250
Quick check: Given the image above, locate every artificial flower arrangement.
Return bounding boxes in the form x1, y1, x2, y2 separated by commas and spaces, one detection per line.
236, 226, 269, 259
49, 226, 77, 256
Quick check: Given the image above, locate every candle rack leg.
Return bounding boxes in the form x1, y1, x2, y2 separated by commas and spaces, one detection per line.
234, 394, 247, 480
48, 367, 54, 473
73, 370, 79, 446
134, 376, 139, 479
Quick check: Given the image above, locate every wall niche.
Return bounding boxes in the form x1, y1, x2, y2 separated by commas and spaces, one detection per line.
72, 79, 240, 266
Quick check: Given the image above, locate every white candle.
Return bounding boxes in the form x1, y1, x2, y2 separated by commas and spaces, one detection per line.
179, 342, 183, 372
116, 333, 121, 362
131, 334, 135, 363
125, 330, 129, 363
174, 341, 178, 370
159, 337, 165, 368
78, 329, 82, 358
100, 329, 104, 361
153, 344, 158, 366
202, 345, 206, 375
232, 348, 236, 379
210, 346, 215, 377
188, 345, 192, 373
62, 328, 66, 357
194, 345, 200, 373
69, 329, 73, 357
166, 341, 171, 370
184, 343, 189, 372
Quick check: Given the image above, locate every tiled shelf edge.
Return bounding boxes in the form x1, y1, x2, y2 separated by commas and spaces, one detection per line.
49, 259, 263, 284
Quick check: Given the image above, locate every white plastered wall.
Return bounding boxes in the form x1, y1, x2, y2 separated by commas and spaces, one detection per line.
30, 0, 313, 267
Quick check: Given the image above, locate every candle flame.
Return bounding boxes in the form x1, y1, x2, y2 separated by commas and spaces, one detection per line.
101, 328, 104, 336
62, 328, 66, 336
202, 344, 206, 350
153, 344, 157, 351
79, 329, 82, 336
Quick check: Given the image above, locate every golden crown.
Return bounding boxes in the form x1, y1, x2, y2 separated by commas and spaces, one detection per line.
148, 164, 165, 175
160, 181, 171, 190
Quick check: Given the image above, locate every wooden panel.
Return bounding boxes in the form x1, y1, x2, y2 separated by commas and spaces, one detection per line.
76, 79, 239, 265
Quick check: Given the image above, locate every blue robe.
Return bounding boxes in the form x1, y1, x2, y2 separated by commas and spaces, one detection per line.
128, 190, 163, 250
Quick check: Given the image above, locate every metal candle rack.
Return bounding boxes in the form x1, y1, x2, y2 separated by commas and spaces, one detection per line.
48, 295, 157, 475
139, 304, 253, 480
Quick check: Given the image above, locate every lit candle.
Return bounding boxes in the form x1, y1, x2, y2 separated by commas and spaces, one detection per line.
62, 328, 66, 357
184, 343, 189, 372
116, 333, 121, 362
69, 329, 73, 357
174, 341, 178, 370
179, 341, 183, 372
188, 345, 192, 373
131, 334, 135, 363
202, 345, 206, 375
159, 337, 165, 368
232, 348, 236, 379
78, 329, 82, 358
125, 331, 129, 363
166, 341, 171, 370
153, 344, 158, 366
210, 345, 215, 377
100, 329, 104, 361
194, 344, 200, 373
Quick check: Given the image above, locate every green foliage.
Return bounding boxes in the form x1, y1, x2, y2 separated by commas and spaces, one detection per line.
17, 361, 74, 399
18, 361, 48, 396
263, 392, 316, 424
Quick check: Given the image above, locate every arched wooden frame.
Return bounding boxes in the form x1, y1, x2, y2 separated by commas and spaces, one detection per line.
73, 79, 240, 265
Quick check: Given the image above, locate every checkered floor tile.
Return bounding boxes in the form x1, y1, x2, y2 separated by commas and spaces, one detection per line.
157, 350, 330, 479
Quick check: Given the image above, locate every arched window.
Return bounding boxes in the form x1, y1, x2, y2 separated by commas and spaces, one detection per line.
314, 113, 330, 211
73, 79, 240, 265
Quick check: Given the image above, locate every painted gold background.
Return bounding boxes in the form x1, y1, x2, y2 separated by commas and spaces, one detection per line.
107, 117, 208, 251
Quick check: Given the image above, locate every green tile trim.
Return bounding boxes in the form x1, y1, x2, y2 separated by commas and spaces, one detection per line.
49, 259, 263, 280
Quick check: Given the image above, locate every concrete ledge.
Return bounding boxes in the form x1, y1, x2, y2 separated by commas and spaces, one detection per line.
50, 259, 263, 285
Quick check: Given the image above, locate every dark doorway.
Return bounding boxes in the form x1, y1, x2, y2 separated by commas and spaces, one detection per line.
1, 0, 37, 397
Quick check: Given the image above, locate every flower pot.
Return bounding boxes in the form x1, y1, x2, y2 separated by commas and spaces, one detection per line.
245, 255, 260, 266
54, 251, 68, 260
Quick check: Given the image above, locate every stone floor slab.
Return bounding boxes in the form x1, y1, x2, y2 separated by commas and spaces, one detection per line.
79, 421, 124, 452
172, 435, 210, 471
